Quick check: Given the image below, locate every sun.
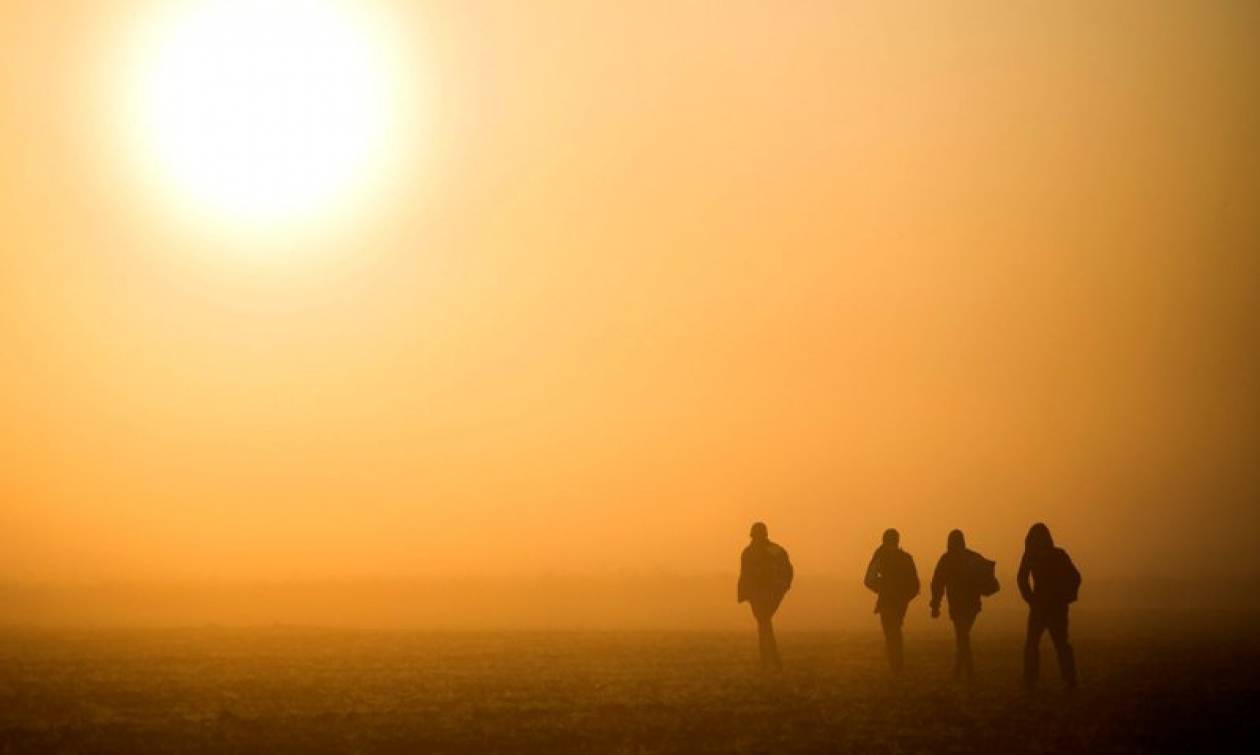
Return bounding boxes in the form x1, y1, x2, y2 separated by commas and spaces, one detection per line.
124, 0, 407, 235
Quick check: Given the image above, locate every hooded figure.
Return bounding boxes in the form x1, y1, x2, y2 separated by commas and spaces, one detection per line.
929, 529, 990, 680
864, 528, 920, 674
1017, 523, 1081, 690
738, 522, 793, 670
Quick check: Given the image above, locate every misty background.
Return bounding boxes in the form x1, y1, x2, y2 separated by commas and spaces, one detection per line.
1, 0, 1257, 627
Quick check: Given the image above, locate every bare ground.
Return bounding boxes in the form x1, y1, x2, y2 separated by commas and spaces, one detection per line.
1, 627, 1256, 753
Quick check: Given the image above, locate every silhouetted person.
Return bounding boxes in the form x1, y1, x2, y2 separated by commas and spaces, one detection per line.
930, 529, 998, 681
864, 528, 919, 674
1018, 522, 1081, 691
737, 522, 793, 670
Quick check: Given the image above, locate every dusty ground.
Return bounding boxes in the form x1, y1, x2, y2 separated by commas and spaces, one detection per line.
1, 627, 1256, 753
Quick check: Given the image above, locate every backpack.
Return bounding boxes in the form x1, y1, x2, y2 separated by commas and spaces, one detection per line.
881, 550, 920, 600
972, 555, 1000, 597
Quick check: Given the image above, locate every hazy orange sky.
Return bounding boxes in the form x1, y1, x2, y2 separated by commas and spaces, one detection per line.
2, 0, 1257, 584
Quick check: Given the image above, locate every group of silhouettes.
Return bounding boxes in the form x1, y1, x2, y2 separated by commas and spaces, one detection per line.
737, 522, 1081, 690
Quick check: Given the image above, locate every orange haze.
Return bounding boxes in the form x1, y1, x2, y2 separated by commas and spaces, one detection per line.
1, 0, 1257, 615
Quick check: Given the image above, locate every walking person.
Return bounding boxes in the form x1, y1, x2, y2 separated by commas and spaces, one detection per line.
738, 522, 794, 671
929, 529, 999, 681
1018, 522, 1081, 691
864, 528, 920, 674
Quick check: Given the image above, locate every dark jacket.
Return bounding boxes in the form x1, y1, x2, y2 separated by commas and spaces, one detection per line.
1017, 525, 1080, 607
930, 548, 984, 619
864, 546, 920, 612
738, 540, 793, 604
1017, 547, 1080, 606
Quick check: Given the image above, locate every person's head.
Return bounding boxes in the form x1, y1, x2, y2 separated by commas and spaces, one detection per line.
882, 528, 900, 548
1025, 522, 1054, 553
947, 529, 966, 552
750, 522, 769, 542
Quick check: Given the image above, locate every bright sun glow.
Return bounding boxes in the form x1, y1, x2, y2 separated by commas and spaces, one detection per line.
126, 0, 407, 235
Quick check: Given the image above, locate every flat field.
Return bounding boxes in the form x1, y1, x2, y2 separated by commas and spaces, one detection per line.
1, 626, 1256, 753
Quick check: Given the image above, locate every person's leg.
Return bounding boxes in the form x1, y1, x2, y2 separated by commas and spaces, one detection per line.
1024, 606, 1046, 690
951, 617, 963, 679
752, 603, 768, 667
953, 613, 975, 680
878, 610, 895, 672
963, 613, 976, 679
761, 613, 781, 669
767, 595, 783, 668
1047, 605, 1077, 689
892, 603, 907, 673
751, 602, 767, 667
881, 603, 906, 673
752, 600, 781, 670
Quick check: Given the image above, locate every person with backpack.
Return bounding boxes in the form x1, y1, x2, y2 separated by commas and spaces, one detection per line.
738, 522, 794, 671
929, 529, 999, 681
864, 528, 920, 674
1018, 522, 1081, 691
